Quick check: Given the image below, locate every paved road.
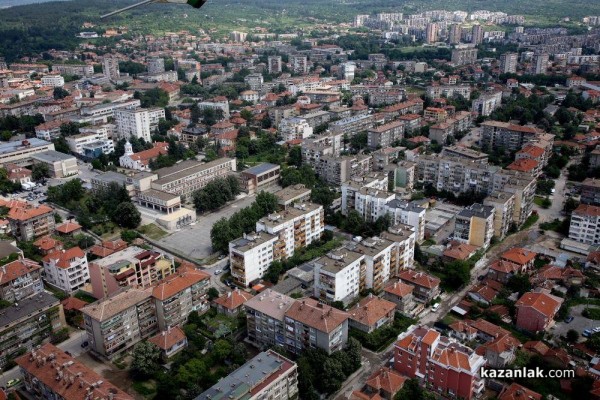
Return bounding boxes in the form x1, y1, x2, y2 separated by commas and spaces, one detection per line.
536, 166, 569, 223
0, 330, 87, 389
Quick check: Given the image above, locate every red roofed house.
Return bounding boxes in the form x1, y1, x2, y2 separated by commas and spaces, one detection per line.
33, 236, 63, 255
213, 288, 253, 316
488, 259, 522, 283
394, 327, 486, 400
119, 141, 169, 171
0, 258, 43, 302
2, 198, 55, 241
382, 281, 415, 315
506, 158, 541, 176
353, 367, 407, 400
348, 294, 397, 333
16, 344, 134, 400
516, 144, 547, 167
148, 326, 188, 361
498, 383, 542, 400
4, 163, 32, 185
500, 247, 537, 272
55, 220, 82, 236
515, 291, 564, 333
398, 270, 440, 303
42, 247, 89, 293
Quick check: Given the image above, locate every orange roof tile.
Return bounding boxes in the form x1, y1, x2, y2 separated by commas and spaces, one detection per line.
0, 258, 41, 285
348, 295, 396, 327
213, 289, 253, 310
33, 236, 62, 251
43, 247, 86, 269
383, 281, 414, 297
516, 291, 563, 319
148, 326, 187, 350
507, 158, 539, 172
285, 298, 349, 334
499, 383, 542, 400
55, 221, 82, 234
398, 270, 440, 289
501, 248, 537, 265
152, 266, 209, 301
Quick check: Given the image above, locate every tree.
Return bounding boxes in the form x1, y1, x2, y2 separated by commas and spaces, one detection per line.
207, 287, 220, 301
288, 146, 302, 167
53, 87, 69, 99
113, 202, 141, 229
506, 274, 532, 296
121, 230, 140, 243
130, 341, 161, 379
31, 163, 50, 182
77, 235, 95, 249
346, 337, 362, 370
566, 329, 579, 343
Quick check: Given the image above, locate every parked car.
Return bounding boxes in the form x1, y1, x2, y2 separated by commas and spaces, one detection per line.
583, 329, 592, 337
565, 316, 574, 323
81, 341, 89, 348
6, 379, 21, 388
431, 303, 440, 312
214, 269, 222, 275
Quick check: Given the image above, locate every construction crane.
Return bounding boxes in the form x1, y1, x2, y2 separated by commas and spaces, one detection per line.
101, 0, 207, 19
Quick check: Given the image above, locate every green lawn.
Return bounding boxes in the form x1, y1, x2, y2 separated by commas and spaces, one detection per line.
137, 223, 168, 240
582, 307, 600, 320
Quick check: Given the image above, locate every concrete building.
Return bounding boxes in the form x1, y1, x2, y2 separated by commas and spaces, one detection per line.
88, 246, 175, 299
102, 56, 120, 81
51, 63, 94, 77
394, 327, 486, 400
569, 204, 600, 245
152, 266, 211, 330
195, 350, 298, 400
0, 258, 43, 302
2, 199, 55, 242
451, 46, 478, 66
34, 120, 64, 141
284, 298, 349, 355
0, 293, 65, 368
355, 236, 397, 293
426, 85, 472, 99
484, 191, 516, 240
147, 57, 165, 74
472, 91, 502, 117
245, 289, 294, 349
426, 23, 438, 43
313, 249, 366, 305
268, 56, 283, 74
115, 107, 165, 142
500, 52, 518, 73
515, 291, 563, 333
290, 54, 308, 74
30, 151, 78, 178
580, 178, 600, 206
533, 53, 549, 74
0, 139, 55, 166
66, 127, 114, 157
82, 288, 157, 358
41, 74, 65, 88
381, 223, 417, 273
367, 120, 405, 149
348, 295, 397, 333
42, 247, 89, 293
150, 158, 236, 201
454, 203, 495, 249
330, 114, 374, 138
16, 344, 133, 400
240, 163, 281, 194
472, 24, 484, 45
230, 232, 278, 287
279, 117, 314, 142
274, 184, 312, 210
481, 120, 541, 152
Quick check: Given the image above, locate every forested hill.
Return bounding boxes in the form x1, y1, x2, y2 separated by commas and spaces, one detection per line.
0, 0, 65, 7
1, 0, 599, 61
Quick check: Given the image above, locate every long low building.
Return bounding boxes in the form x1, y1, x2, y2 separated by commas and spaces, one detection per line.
0, 139, 55, 166
151, 157, 237, 201
30, 150, 78, 178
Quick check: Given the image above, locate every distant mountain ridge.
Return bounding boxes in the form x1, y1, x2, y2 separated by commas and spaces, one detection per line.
0, 0, 69, 8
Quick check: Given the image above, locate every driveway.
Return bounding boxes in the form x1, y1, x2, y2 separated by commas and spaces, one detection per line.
551, 304, 599, 341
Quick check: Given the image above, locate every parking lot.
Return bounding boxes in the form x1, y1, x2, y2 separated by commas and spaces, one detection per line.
158, 193, 258, 260
552, 304, 599, 341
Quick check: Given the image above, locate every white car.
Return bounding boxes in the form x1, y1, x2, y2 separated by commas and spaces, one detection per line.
431, 303, 440, 312
214, 269, 222, 275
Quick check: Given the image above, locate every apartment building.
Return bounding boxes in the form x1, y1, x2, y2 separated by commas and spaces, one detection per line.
500, 52, 518, 73
580, 178, 600, 206
290, 54, 308, 74
454, 203, 495, 249
367, 120, 405, 149
355, 236, 396, 293
268, 55, 283, 74
195, 350, 298, 400
428, 111, 472, 145
341, 174, 388, 216
82, 288, 158, 358
102, 56, 120, 81
384, 200, 426, 243
312, 154, 372, 186
440, 146, 488, 163
330, 114, 375, 137
481, 120, 540, 152
115, 107, 165, 142
152, 266, 211, 330
0, 258, 43, 302
255, 202, 324, 261
484, 191, 516, 240
274, 184, 312, 210
313, 249, 366, 305
229, 232, 278, 287
88, 246, 175, 299
34, 120, 64, 141
17, 344, 133, 400
383, 281, 415, 315
301, 132, 343, 163
426, 85, 472, 99
42, 247, 89, 293
284, 298, 349, 355
0, 138, 55, 166
493, 170, 536, 227
269, 104, 298, 128
52, 63, 95, 77
66, 127, 114, 157
0, 292, 65, 368
394, 327, 486, 400
515, 291, 563, 333
150, 158, 236, 201
381, 223, 417, 274
4, 200, 55, 242
279, 117, 314, 142
381, 99, 424, 121
245, 289, 295, 349
569, 204, 600, 245
471, 91, 502, 117
41, 74, 65, 88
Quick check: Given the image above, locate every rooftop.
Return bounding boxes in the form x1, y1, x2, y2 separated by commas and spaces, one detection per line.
81, 287, 153, 322
154, 158, 234, 186
244, 289, 294, 320
348, 295, 396, 327
285, 298, 349, 333
0, 138, 52, 156
0, 258, 41, 285
0, 291, 59, 327
242, 163, 280, 177
31, 150, 76, 163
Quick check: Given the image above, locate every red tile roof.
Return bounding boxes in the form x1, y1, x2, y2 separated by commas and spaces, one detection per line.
501, 248, 537, 266
383, 281, 414, 297
574, 203, 600, 217
348, 295, 396, 327
398, 270, 440, 289
516, 291, 563, 319
507, 158, 539, 173
365, 367, 406, 395
0, 258, 41, 285
499, 383, 542, 400
518, 145, 545, 158
213, 289, 253, 310
148, 326, 187, 351
285, 298, 349, 333
152, 266, 209, 301
61, 297, 89, 311
15, 343, 133, 400
43, 247, 86, 269
55, 221, 82, 234
33, 236, 62, 252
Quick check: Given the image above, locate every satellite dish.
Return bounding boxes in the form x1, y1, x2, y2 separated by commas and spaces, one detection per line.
101, 0, 207, 19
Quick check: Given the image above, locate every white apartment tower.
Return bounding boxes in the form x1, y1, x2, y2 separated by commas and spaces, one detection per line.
102, 56, 120, 81
115, 108, 165, 142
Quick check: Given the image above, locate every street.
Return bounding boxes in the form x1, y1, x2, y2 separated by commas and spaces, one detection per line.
0, 330, 87, 389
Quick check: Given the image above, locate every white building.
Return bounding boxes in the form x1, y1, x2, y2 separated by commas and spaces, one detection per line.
268, 56, 282, 74
41, 74, 65, 88
290, 55, 308, 74
384, 200, 426, 243
313, 249, 365, 305
569, 204, 600, 245
381, 224, 417, 272
471, 91, 502, 117
42, 247, 90, 293
240, 90, 259, 104
115, 108, 165, 142
355, 236, 394, 293
244, 73, 263, 91
66, 127, 114, 156
229, 232, 278, 287
279, 117, 314, 142
102, 57, 120, 81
